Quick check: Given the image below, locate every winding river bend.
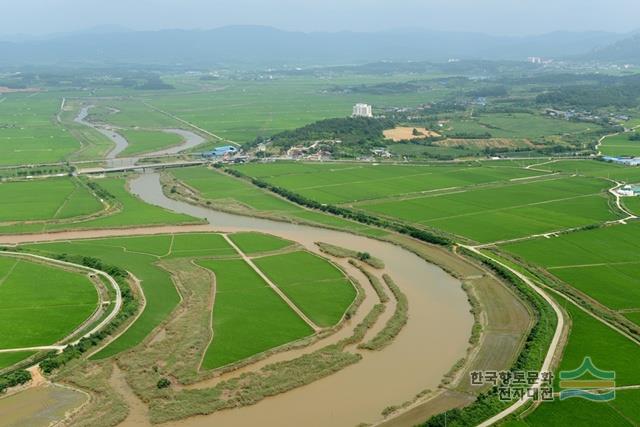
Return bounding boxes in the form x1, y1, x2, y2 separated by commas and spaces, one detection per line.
74, 106, 206, 167
128, 173, 473, 427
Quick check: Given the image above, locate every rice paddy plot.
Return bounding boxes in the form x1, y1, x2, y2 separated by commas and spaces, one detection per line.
235, 162, 545, 204
503, 222, 640, 313
516, 389, 640, 426
600, 132, 640, 157
0, 178, 103, 223
169, 166, 380, 234
253, 251, 357, 327
361, 176, 619, 243
551, 299, 640, 387
197, 258, 314, 370
0, 92, 81, 166
228, 232, 295, 255
0, 256, 98, 349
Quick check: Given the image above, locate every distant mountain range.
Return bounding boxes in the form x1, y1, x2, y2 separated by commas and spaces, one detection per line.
587, 34, 640, 62
0, 25, 636, 67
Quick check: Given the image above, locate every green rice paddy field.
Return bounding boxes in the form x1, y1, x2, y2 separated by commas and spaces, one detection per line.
197, 258, 313, 369
503, 222, 640, 321
0, 177, 103, 222
22, 232, 354, 367
0, 176, 198, 235
600, 131, 640, 157
170, 166, 387, 237
0, 256, 98, 349
232, 162, 621, 243
0, 92, 79, 166
254, 251, 357, 327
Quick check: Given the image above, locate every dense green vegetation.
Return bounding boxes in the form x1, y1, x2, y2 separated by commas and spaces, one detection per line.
254, 251, 357, 327
197, 258, 314, 369
0, 256, 98, 349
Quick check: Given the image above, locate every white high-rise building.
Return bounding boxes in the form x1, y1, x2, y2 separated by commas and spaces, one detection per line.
352, 103, 373, 118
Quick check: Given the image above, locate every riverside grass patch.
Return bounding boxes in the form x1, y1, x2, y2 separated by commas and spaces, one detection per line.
503, 222, 640, 313
21, 233, 236, 358
0, 256, 98, 349
197, 258, 314, 370
253, 251, 357, 327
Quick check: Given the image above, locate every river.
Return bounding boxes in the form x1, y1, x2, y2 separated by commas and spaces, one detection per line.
126, 173, 473, 427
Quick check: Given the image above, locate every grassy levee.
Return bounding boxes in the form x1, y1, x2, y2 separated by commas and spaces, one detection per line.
197, 258, 314, 370
0, 255, 98, 349
253, 251, 357, 327
118, 129, 183, 157
317, 241, 385, 269
228, 231, 295, 255
359, 274, 408, 350
418, 249, 556, 427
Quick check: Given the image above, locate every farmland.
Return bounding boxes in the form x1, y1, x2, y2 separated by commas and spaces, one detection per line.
600, 131, 640, 157
231, 162, 622, 243
0, 92, 79, 166
0, 255, 98, 349
198, 258, 314, 369
253, 251, 357, 327
118, 129, 183, 157
21, 231, 354, 366
0, 177, 103, 223
503, 222, 640, 318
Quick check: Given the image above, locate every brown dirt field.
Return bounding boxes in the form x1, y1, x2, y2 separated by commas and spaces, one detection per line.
434, 138, 533, 149
383, 127, 440, 142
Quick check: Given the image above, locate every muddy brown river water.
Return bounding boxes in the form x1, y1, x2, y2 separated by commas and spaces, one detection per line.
127, 173, 473, 427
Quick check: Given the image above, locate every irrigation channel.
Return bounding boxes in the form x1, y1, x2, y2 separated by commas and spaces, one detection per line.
0, 173, 474, 426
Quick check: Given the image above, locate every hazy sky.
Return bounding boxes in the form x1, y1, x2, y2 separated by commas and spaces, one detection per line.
3, 0, 639, 36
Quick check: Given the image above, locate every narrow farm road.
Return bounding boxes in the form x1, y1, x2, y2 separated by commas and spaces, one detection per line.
461, 245, 565, 427
222, 234, 321, 332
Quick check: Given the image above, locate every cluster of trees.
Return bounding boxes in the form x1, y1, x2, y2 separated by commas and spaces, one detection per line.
38, 254, 138, 374
330, 82, 421, 95
629, 133, 640, 141
226, 168, 451, 246
0, 369, 31, 394
536, 75, 640, 109
250, 117, 395, 152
